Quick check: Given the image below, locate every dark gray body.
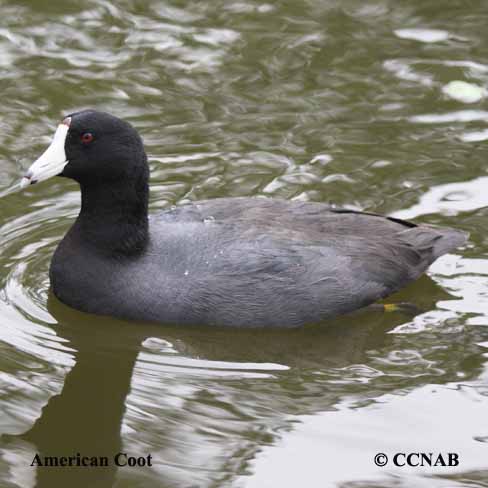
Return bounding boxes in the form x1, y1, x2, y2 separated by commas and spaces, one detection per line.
50, 197, 467, 328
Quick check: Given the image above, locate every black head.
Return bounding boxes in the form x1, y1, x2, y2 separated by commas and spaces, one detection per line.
21, 110, 150, 255
62, 110, 148, 185
21, 110, 148, 189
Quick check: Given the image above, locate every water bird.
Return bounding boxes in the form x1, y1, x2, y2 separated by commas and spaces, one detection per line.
20, 110, 468, 327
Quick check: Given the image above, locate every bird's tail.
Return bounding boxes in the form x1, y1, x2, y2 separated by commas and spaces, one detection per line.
407, 225, 469, 262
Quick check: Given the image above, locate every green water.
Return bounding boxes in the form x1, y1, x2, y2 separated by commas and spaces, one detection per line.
1, 1, 488, 487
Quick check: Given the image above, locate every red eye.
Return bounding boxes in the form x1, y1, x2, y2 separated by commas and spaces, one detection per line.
81, 132, 94, 144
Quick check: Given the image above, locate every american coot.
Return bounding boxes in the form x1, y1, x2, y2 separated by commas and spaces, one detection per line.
21, 110, 468, 328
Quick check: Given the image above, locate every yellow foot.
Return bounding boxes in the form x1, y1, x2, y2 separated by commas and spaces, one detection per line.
381, 302, 422, 314
365, 302, 422, 315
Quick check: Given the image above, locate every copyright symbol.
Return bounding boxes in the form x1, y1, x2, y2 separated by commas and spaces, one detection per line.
374, 453, 388, 467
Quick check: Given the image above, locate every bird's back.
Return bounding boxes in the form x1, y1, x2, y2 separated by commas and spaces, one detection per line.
51, 198, 468, 327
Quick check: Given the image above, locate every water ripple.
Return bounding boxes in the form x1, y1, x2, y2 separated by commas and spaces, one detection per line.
1, 1, 488, 486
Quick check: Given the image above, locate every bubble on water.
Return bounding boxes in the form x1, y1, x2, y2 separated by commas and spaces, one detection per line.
309, 154, 332, 165
459, 129, 488, 142
257, 4, 274, 13
113, 88, 130, 100
371, 160, 391, 168
409, 110, 488, 124
383, 59, 434, 86
394, 28, 450, 43
442, 80, 487, 104
142, 337, 177, 353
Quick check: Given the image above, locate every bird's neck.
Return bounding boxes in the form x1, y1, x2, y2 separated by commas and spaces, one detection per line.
74, 175, 149, 256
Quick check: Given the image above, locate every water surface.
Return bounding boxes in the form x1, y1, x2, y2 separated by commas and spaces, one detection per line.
1, 1, 488, 487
